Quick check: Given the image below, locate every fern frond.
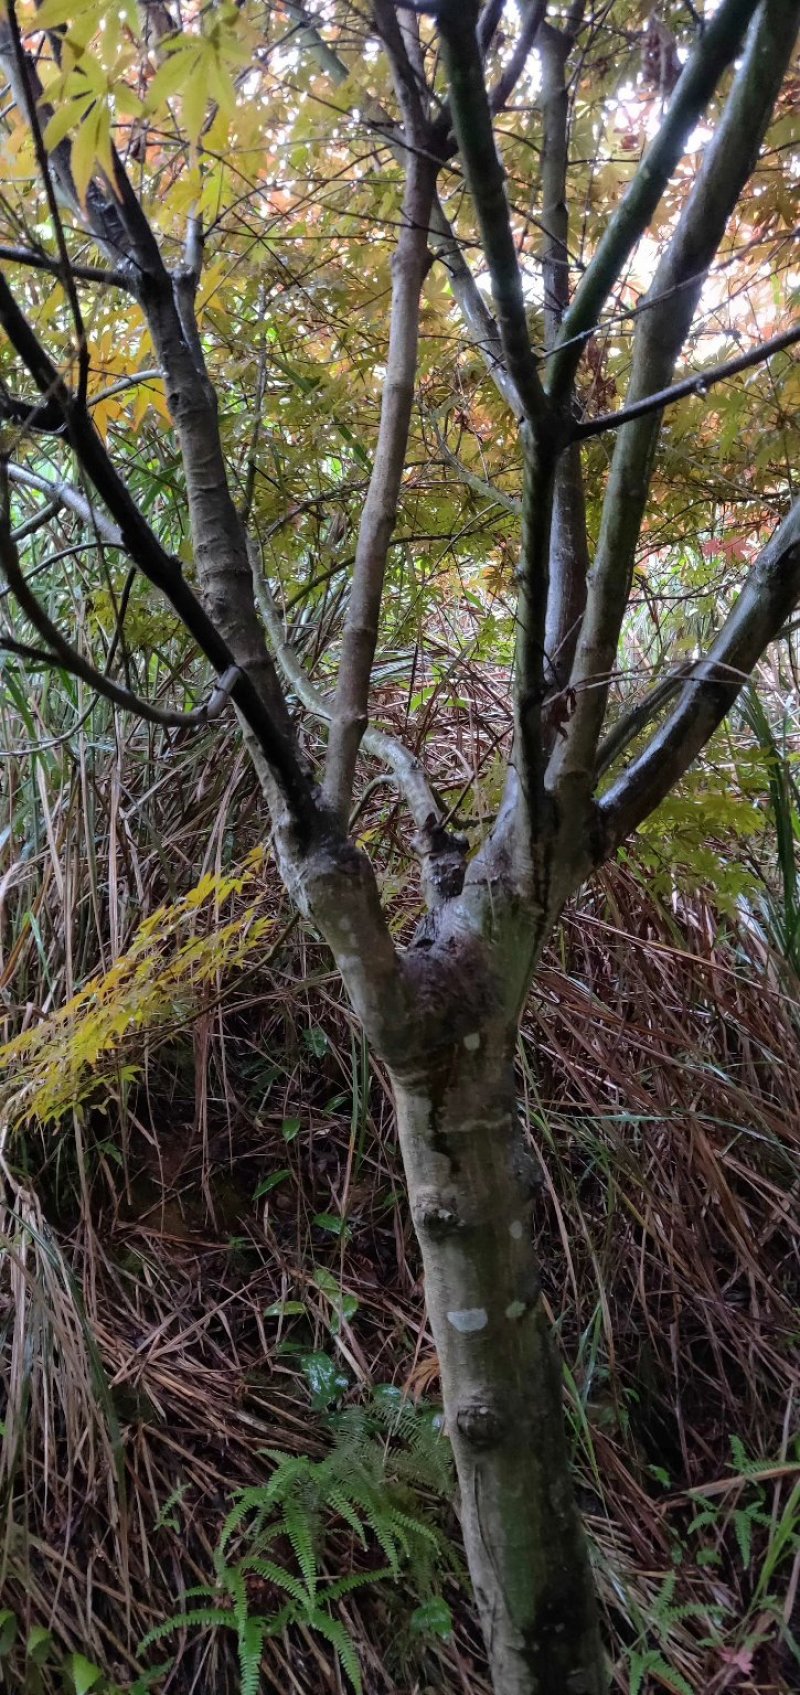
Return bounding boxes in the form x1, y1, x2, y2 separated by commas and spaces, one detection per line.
238, 1556, 314, 1608
367, 1515, 404, 1573
219, 1562, 249, 1628
218, 1492, 269, 1552
325, 1484, 368, 1546
281, 1497, 318, 1596
321, 1568, 394, 1602
137, 1606, 232, 1651
238, 1617, 266, 1695
307, 1609, 363, 1694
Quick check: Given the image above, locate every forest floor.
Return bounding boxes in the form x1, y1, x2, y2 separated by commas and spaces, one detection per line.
1, 725, 799, 1694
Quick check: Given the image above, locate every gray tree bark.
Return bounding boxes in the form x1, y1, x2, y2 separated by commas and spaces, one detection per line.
392, 1025, 604, 1695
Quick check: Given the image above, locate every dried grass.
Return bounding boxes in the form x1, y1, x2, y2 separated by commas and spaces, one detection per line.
1, 695, 798, 1693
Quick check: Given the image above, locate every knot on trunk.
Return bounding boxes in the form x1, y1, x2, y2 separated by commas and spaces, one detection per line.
513, 1143, 545, 1197
412, 1188, 467, 1237
566, 1671, 597, 1693
456, 1400, 505, 1449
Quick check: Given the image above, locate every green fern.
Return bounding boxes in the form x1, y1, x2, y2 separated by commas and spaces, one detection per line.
629, 1648, 694, 1695
284, 1496, 318, 1596
306, 1610, 363, 1693
142, 1389, 458, 1694
622, 1569, 725, 1695
237, 1619, 265, 1695
138, 1602, 233, 1650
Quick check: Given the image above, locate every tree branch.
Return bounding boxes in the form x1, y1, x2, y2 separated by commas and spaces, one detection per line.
374, 0, 429, 143
0, 631, 57, 667
0, 511, 240, 728
252, 545, 442, 831
2, 14, 303, 776
513, 431, 556, 821
321, 141, 437, 822
429, 195, 523, 417
280, 0, 527, 425
0, 246, 130, 289
594, 666, 692, 778
433, 428, 522, 513
0, 12, 133, 268
3, 0, 90, 404
548, 0, 800, 804
253, 547, 471, 911
538, 21, 590, 700
573, 321, 800, 442
547, 0, 762, 405
0, 390, 68, 433
600, 499, 800, 845
10, 495, 63, 545
538, 23, 570, 351
477, 0, 507, 56
435, 0, 549, 432
6, 463, 123, 545
489, 0, 546, 115
99, 156, 301, 755
0, 275, 319, 834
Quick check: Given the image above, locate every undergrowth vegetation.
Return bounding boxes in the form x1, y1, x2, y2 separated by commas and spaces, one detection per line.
1, 637, 799, 1694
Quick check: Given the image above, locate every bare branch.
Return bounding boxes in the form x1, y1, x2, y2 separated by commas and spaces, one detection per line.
433, 429, 522, 513
0, 246, 130, 289
6, 464, 123, 546
374, 0, 429, 143
538, 23, 570, 350
513, 432, 556, 819
0, 13, 132, 267
547, 0, 762, 405
88, 369, 163, 410
548, 0, 800, 804
573, 321, 800, 442
477, 0, 507, 56
397, 3, 429, 114
91, 153, 301, 754
538, 22, 589, 699
435, 0, 549, 431
322, 143, 437, 822
2, 13, 299, 767
251, 545, 443, 832
3, 0, 90, 404
0, 631, 57, 666
0, 511, 240, 727
594, 667, 692, 779
429, 196, 523, 417
600, 499, 800, 845
0, 390, 68, 433
277, 0, 526, 424
490, 0, 546, 116
282, 1, 353, 84
543, 443, 589, 699
10, 495, 63, 544
0, 275, 319, 833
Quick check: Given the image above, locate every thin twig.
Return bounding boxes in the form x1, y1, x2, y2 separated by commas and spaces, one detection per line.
573, 322, 800, 442
0, 511, 241, 730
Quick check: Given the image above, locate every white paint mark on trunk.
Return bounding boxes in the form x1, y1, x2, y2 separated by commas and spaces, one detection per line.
447, 1307, 488, 1332
463, 1031, 481, 1051
509, 1219, 524, 1239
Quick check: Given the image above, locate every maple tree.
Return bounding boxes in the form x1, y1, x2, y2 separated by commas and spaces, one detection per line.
1, 0, 799, 1691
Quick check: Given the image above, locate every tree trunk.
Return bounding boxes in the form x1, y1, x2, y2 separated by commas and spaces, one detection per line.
391, 1023, 606, 1695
